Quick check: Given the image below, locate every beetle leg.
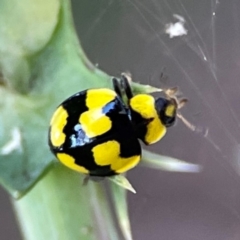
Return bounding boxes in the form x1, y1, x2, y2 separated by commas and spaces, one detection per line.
120, 73, 133, 100
112, 77, 123, 98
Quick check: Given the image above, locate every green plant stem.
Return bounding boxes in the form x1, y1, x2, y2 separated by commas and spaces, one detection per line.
13, 165, 95, 240
110, 182, 133, 240
88, 182, 120, 240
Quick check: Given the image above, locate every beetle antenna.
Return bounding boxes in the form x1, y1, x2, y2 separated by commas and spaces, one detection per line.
177, 113, 209, 136
177, 113, 196, 131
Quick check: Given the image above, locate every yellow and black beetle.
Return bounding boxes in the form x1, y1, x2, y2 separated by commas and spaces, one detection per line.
48, 74, 182, 177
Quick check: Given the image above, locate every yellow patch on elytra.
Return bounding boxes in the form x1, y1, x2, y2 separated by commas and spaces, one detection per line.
79, 109, 112, 138
130, 94, 166, 144
112, 155, 140, 174
92, 140, 140, 173
50, 106, 68, 147
86, 89, 116, 109
165, 104, 175, 117
57, 153, 89, 174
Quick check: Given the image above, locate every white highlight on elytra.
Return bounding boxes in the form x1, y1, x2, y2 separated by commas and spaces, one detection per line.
165, 14, 188, 38
0, 127, 22, 155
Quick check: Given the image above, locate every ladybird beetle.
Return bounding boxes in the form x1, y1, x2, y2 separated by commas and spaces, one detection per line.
48, 74, 181, 177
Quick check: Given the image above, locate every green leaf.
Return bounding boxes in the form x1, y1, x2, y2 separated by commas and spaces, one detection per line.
0, 0, 110, 197
142, 149, 202, 172
131, 81, 163, 95
0, 0, 60, 93
108, 175, 136, 194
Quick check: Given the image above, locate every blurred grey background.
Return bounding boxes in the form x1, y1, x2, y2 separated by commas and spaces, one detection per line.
1, 0, 240, 239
